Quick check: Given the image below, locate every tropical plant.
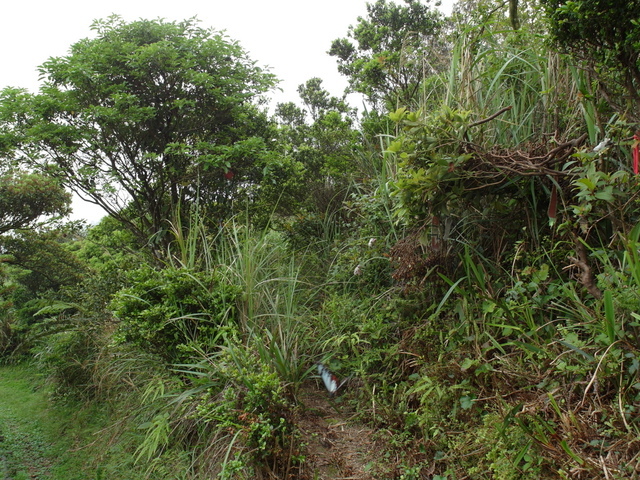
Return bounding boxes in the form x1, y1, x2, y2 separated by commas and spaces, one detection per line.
541, 0, 640, 121
111, 265, 240, 361
274, 77, 360, 222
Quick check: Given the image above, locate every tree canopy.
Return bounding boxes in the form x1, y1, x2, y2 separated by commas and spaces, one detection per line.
0, 16, 278, 253
541, 0, 640, 120
274, 78, 360, 215
1, 4, 640, 478
329, 0, 447, 108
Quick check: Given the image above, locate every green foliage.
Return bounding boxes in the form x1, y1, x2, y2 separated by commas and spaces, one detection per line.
464, 413, 546, 479
314, 292, 404, 381
118, 221, 314, 478
329, 0, 447, 108
296, 77, 354, 122
130, 334, 304, 479
433, 9, 594, 146
135, 411, 170, 464
215, 224, 303, 330
2, 2, 640, 478
76, 215, 147, 292
0, 225, 94, 357
37, 329, 101, 399
326, 232, 392, 295
111, 266, 240, 360
0, 363, 153, 479
274, 78, 360, 219
541, 0, 640, 121
565, 151, 637, 229
0, 171, 70, 234
406, 232, 640, 476
1, 226, 88, 297
384, 13, 640, 288
166, 202, 216, 271
0, 16, 278, 254
0, 258, 19, 356
246, 150, 308, 227
389, 105, 473, 222
194, 353, 292, 459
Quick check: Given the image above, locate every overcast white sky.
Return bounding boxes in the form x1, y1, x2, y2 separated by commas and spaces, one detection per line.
1, 0, 454, 222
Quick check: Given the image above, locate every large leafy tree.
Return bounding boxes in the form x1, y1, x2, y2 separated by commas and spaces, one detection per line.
329, 0, 447, 109
0, 16, 278, 254
0, 227, 88, 299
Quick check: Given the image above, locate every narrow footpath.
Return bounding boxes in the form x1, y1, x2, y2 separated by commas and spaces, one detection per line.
296, 383, 381, 479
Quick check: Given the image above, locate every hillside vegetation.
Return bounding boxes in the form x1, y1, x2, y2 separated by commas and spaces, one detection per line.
1, 1, 639, 478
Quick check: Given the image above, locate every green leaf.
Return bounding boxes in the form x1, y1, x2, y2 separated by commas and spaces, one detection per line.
560, 440, 585, 465
558, 340, 594, 361
460, 394, 475, 410
603, 290, 616, 343
594, 186, 614, 202
388, 108, 407, 123
576, 177, 596, 190
460, 358, 476, 371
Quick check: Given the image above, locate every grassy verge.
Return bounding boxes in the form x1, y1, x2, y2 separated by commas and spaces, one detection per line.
0, 363, 141, 480
0, 364, 59, 480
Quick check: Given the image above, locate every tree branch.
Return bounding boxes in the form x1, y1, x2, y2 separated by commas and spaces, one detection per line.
469, 106, 513, 127
569, 236, 602, 299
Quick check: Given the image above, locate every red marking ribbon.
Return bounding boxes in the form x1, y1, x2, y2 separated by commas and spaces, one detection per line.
633, 134, 640, 175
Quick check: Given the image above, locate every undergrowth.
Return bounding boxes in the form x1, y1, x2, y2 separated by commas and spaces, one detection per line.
2, 6, 640, 480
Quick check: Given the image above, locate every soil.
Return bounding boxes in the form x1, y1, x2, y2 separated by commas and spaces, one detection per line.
295, 382, 382, 480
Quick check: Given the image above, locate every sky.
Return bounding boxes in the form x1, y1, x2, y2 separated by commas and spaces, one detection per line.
1, 0, 454, 222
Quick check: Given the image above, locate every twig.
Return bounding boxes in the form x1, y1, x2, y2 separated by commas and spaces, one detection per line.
540, 133, 588, 165
578, 341, 620, 409
469, 105, 513, 127
618, 367, 631, 432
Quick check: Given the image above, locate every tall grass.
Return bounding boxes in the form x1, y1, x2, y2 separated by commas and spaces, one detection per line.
165, 207, 318, 387
426, 20, 593, 148
128, 213, 317, 477
166, 202, 216, 271
219, 222, 316, 388
216, 223, 296, 324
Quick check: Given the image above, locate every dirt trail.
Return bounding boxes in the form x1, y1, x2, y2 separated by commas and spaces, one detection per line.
296, 383, 381, 479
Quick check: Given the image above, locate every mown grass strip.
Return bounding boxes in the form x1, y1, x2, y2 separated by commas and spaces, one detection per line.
0, 363, 142, 480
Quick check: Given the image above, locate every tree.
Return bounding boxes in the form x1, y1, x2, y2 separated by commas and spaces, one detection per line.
275, 79, 360, 212
541, 0, 640, 121
0, 226, 88, 298
297, 77, 353, 122
0, 16, 278, 255
0, 171, 71, 234
329, 0, 447, 109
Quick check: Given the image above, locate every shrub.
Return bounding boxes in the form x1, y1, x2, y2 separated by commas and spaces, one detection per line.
111, 266, 240, 361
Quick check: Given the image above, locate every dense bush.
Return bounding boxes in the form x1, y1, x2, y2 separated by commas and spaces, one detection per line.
111, 266, 240, 361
